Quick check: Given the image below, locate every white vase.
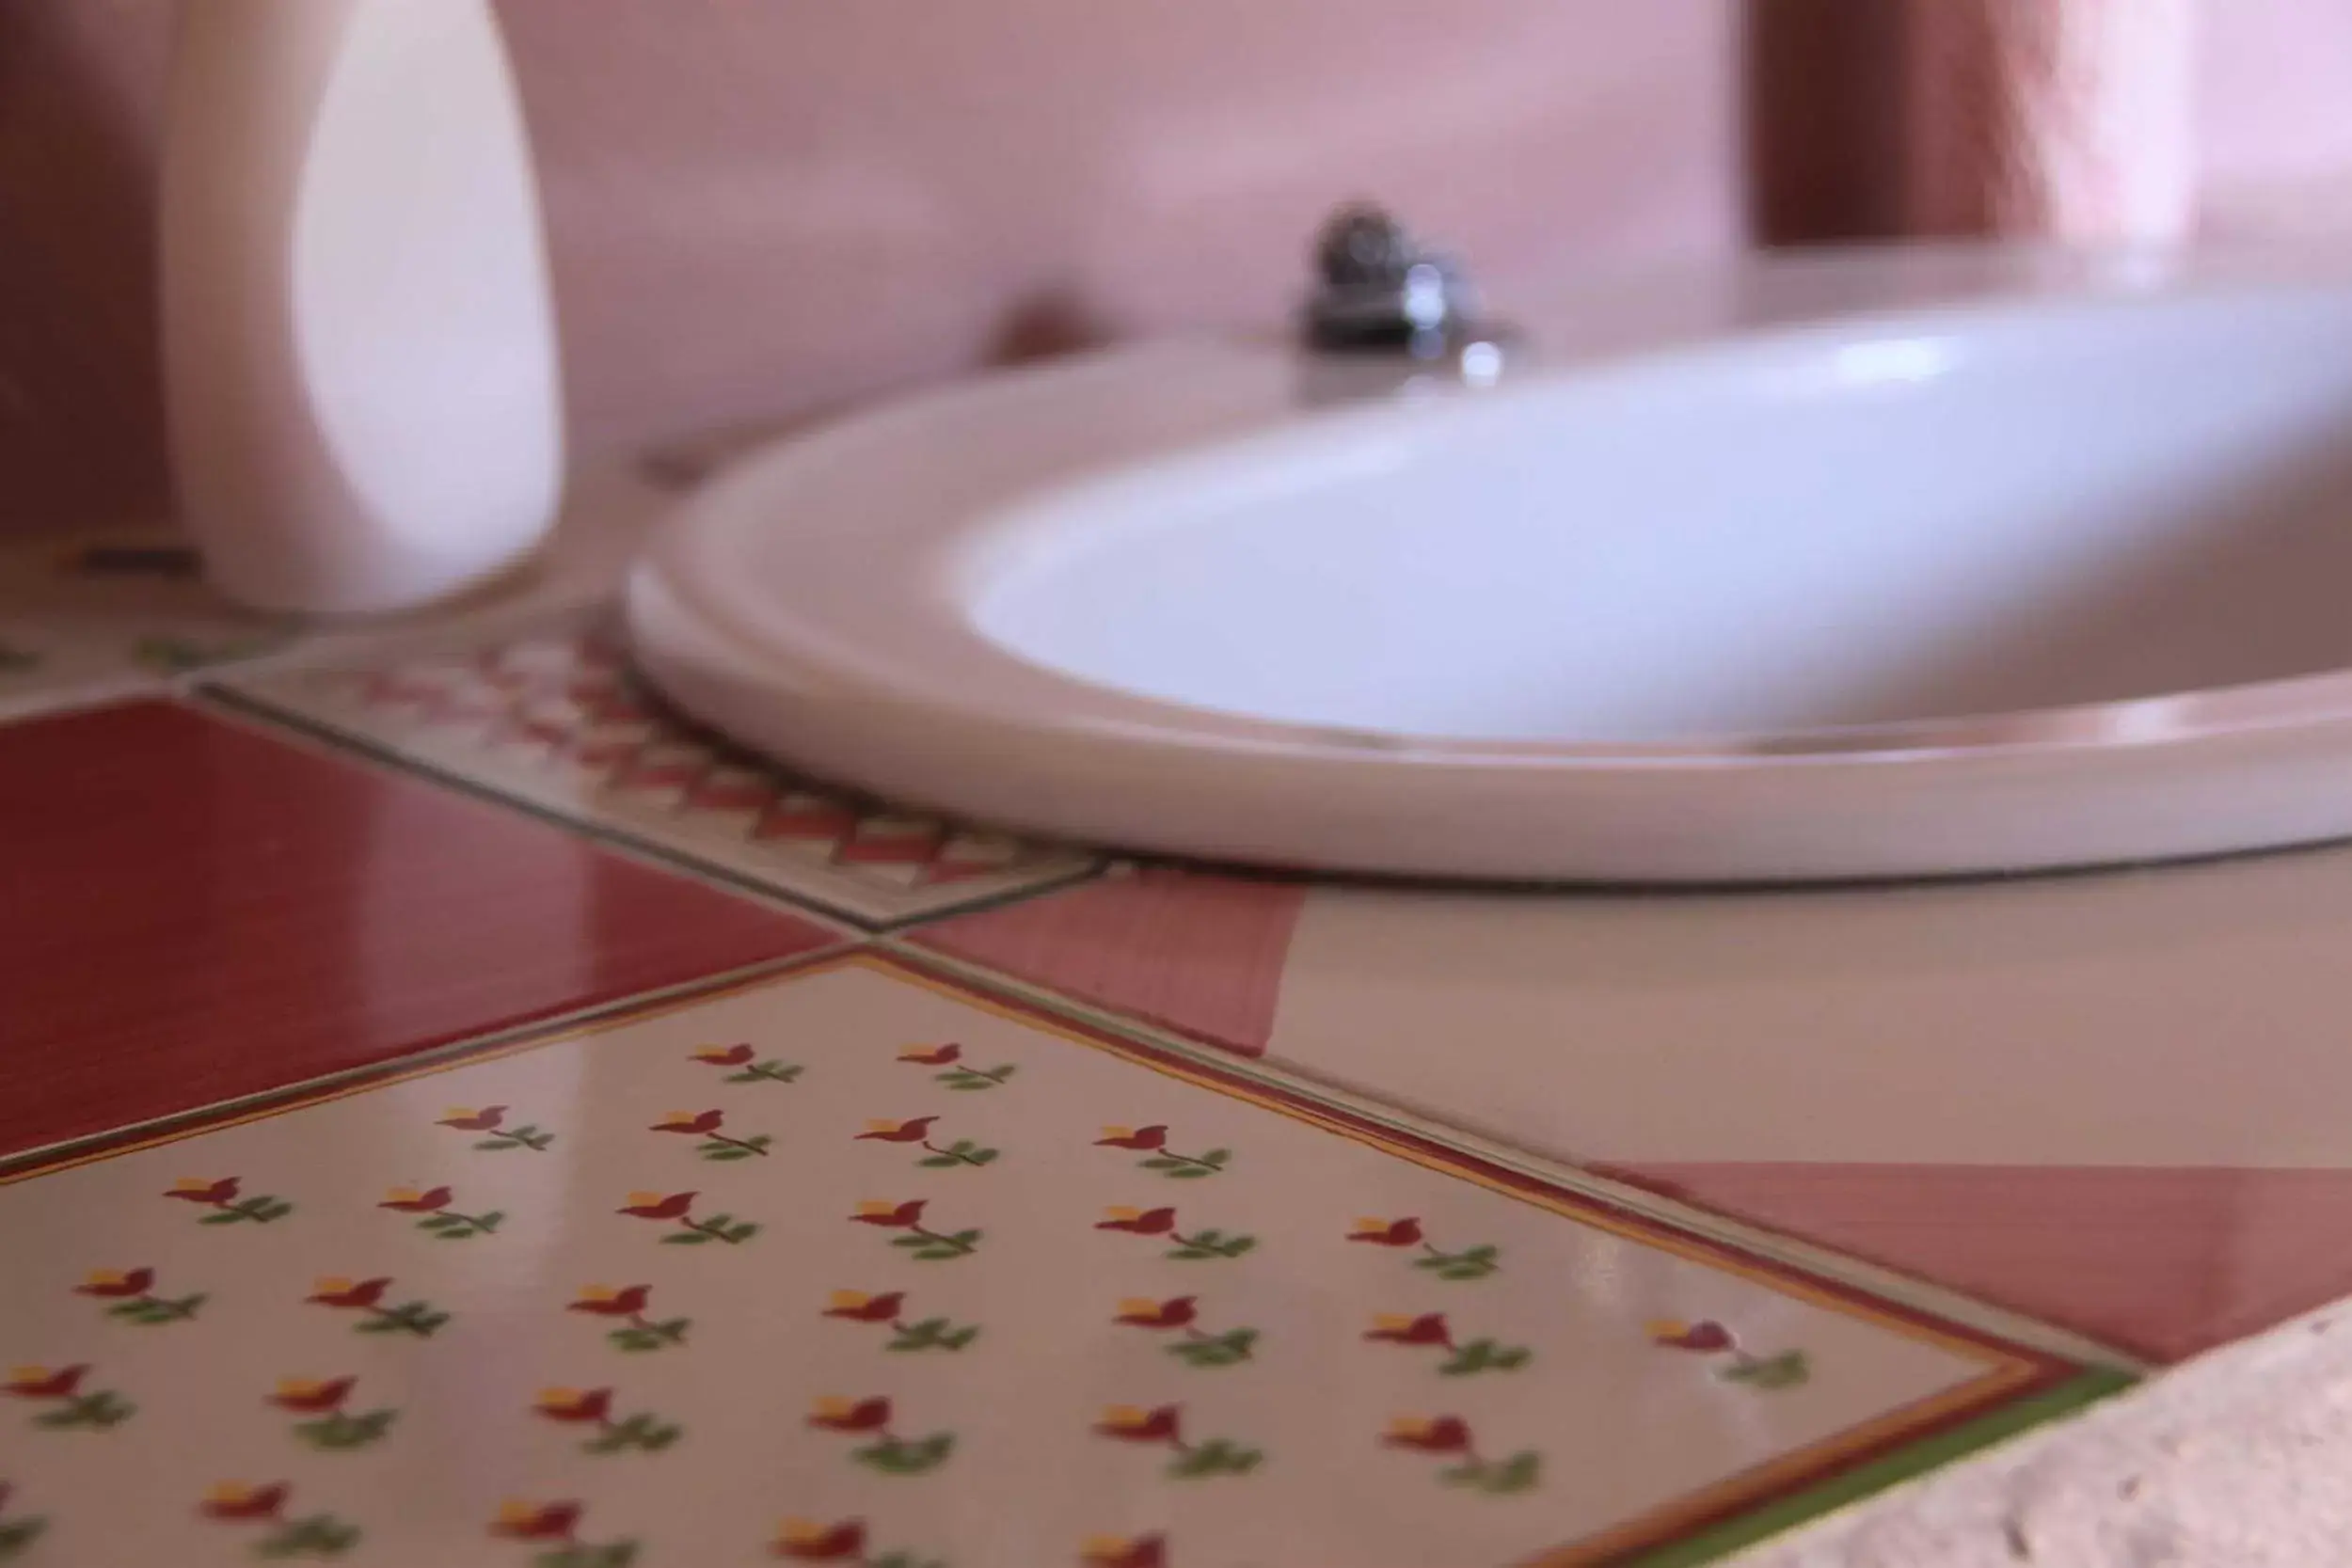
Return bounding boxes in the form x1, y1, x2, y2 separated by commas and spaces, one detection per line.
162, 0, 564, 616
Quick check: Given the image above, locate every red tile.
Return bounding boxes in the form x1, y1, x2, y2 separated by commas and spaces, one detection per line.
0, 701, 837, 1158
914, 868, 1308, 1055
1631, 1162, 2352, 1362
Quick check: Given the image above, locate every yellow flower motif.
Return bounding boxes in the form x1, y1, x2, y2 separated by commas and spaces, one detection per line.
853, 1200, 902, 1219
574, 1285, 622, 1305
206, 1482, 262, 1507
275, 1377, 333, 1400
691, 1048, 739, 1064
624, 1191, 668, 1210
1350, 1216, 1397, 1236
1098, 1405, 1151, 1430
1099, 1125, 1136, 1141
1101, 1206, 1143, 1223
1646, 1319, 1692, 1343
862, 1119, 905, 1133
82, 1268, 132, 1289
1116, 1297, 1163, 1318
894, 1046, 934, 1061
1371, 1313, 1420, 1334
828, 1290, 875, 1311
777, 1519, 832, 1547
809, 1395, 862, 1420
382, 1186, 427, 1206
9, 1366, 52, 1384
311, 1276, 355, 1296
1084, 1539, 1147, 1562
1387, 1415, 1442, 1441
495, 1500, 543, 1528
535, 1387, 585, 1410
443, 1108, 477, 1120
659, 1110, 699, 1124
170, 1177, 221, 1195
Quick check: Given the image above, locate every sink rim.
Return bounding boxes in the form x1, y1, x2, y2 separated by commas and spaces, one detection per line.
629, 245, 2352, 881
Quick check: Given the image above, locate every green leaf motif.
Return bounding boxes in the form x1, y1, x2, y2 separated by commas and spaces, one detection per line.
854, 1432, 956, 1476
611, 1318, 691, 1353
887, 1318, 982, 1353
1167, 1437, 1263, 1479
1439, 1450, 1542, 1496
1168, 1328, 1258, 1368
1720, 1351, 1811, 1390
534, 1544, 640, 1568
254, 1513, 362, 1559
0, 1517, 48, 1560
295, 1408, 399, 1450
583, 1413, 682, 1454
31, 1391, 135, 1430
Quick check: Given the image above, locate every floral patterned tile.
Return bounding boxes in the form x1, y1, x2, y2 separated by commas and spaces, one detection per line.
0, 952, 2118, 1568
0, 532, 297, 721
213, 617, 1101, 927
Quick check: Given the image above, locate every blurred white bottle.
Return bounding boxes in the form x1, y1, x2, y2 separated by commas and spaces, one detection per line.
162, 0, 564, 615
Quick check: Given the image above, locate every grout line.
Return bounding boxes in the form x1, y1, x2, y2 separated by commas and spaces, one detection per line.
0, 942, 859, 1183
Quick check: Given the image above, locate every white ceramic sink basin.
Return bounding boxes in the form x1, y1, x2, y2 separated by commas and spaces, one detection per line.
629, 249, 2352, 882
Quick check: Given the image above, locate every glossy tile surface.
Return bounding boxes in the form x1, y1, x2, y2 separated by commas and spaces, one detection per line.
216, 618, 1099, 927
1256, 863, 2352, 1362
0, 701, 838, 1164
0, 953, 2106, 1568
914, 867, 1310, 1056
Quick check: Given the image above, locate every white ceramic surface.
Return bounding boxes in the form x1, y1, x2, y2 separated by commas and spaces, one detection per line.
629, 250, 2352, 882
162, 0, 564, 615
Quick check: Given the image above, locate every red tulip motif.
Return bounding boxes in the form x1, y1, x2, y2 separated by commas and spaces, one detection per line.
1366, 1312, 1454, 1347
75, 1267, 155, 1298
897, 1043, 962, 1067
74, 1266, 205, 1324
569, 1284, 652, 1318
439, 1106, 554, 1151
1095, 1125, 1168, 1150
1349, 1217, 1424, 1247
807, 1396, 893, 1433
1096, 1208, 1256, 1259
569, 1284, 692, 1350
200, 1482, 288, 1522
164, 1176, 293, 1224
1095, 1405, 1261, 1477
1114, 1296, 1198, 1329
856, 1117, 938, 1144
268, 1377, 356, 1415
850, 1201, 980, 1259
5, 1365, 87, 1400
305, 1276, 449, 1337
617, 1191, 758, 1243
1384, 1416, 1541, 1494
306, 1277, 390, 1309
823, 1291, 904, 1323
492, 1500, 583, 1543
775, 1517, 867, 1560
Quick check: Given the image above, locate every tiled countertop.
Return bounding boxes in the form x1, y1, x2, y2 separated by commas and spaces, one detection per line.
7, 467, 2350, 1565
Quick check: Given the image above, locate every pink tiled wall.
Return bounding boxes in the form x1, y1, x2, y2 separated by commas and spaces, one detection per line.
6, 0, 2351, 537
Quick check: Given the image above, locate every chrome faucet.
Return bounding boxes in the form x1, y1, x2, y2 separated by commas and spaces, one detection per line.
1300, 203, 1514, 388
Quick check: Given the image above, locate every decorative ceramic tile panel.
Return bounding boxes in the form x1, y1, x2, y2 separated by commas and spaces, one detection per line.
0, 952, 2116, 1568
0, 533, 297, 721
215, 618, 1100, 927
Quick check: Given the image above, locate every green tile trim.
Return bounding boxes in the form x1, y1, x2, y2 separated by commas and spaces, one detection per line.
1625, 1366, 2137, 1568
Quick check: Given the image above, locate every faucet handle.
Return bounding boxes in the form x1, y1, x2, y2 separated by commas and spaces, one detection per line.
1305, 202, 1473, 350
